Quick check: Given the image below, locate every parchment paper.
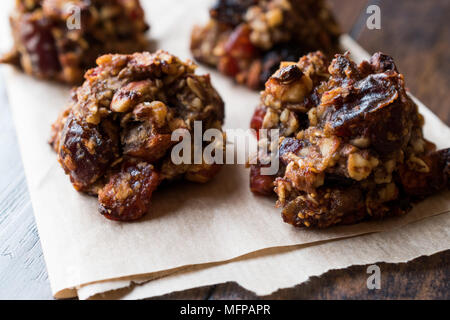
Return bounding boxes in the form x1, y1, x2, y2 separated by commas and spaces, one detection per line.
79, 212, 450, 300
1, 0, 449, 299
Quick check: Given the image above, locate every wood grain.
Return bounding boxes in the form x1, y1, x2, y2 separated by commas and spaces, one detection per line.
354, 0, 450, 125
149, 251, 450, 300
0, 75, 53, 300
0, 0, 448, 300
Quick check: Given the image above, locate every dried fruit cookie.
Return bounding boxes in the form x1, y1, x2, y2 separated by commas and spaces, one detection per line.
1, 0, 149, 84
250, 51, 449, 228
191, 0, 340, 89
50, 51, 225, 221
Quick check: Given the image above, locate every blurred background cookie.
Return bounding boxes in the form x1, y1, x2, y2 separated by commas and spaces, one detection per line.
1, 0, 149, 84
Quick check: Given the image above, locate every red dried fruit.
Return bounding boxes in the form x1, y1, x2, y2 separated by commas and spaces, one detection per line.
250, 165, 276, 196
99, 161, 160, 221
250, 107, 266, 139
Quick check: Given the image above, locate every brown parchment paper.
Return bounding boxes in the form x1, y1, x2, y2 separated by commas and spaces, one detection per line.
79, 212, 450, 299
1, 0, 449, 299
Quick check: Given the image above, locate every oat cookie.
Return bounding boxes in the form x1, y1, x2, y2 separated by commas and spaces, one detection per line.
50, 51, 225, 221
250, 51, 449, 228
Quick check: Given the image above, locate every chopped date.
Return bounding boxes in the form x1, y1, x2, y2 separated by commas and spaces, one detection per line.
19, 16, 61, 77
122, 122, 174, 163
250, 107, 266, 138
99, 161, 160, 221
58, 115, 120, 191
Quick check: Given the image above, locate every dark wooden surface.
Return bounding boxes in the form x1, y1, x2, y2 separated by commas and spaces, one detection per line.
351, 0, 450, 126
0, 0, 449, 300
154, 251, 450, 300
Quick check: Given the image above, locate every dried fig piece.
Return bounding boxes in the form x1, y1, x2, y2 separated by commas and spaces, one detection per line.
58, 115, 120, 191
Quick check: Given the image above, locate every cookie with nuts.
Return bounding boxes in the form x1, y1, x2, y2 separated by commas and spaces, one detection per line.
250, 51, 449, 228
50, 51, 225, 221
191, 0, 341, 89
1, 0, 149, 84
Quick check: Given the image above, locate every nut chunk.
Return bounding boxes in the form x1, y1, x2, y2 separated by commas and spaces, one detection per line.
1, 0, 149, 84
250, 51, 449, 228
191, 0, 340, 89
50, 51, 225, 221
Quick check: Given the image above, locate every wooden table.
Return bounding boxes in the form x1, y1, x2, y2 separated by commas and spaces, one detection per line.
0, 0, 448, 300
